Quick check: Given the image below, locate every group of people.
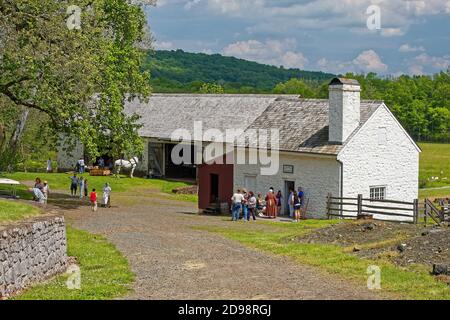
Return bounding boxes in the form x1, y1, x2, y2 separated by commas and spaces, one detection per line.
231, 187, 305, 222
231, 189, 258, 222
69, 173, 112, 212
31, 178, 50, 204
74, 157, 114, 174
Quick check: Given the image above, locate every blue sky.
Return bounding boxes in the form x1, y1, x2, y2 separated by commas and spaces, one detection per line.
145, 0, 450, 76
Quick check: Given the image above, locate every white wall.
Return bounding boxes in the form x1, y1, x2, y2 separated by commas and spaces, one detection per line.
56, 137, 84, 171
338, 104, 420, 221
329, 84, 361, 143
233, 150, 340, 218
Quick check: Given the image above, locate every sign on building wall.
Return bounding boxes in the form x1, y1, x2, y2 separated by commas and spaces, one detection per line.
283, 165, 294, 174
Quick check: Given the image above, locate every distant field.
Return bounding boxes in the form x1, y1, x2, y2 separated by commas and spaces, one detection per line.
419, 142, 450, 199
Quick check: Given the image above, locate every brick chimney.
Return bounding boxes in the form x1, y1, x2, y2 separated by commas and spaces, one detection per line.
328, 78, 361, 144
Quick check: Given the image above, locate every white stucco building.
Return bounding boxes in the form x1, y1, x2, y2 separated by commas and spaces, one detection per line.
58, 78, 420, 218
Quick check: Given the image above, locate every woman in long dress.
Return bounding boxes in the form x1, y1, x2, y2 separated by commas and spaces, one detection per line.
265, 189, 277, 219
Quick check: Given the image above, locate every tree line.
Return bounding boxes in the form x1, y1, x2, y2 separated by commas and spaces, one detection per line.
272, 73, 450, 142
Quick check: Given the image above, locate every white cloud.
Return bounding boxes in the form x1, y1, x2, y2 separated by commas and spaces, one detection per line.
184, 0, 201, 10
380, 28, 406, 37
399, 44, 426, 53
408, 53, 450, 75
352, 50, 388, 72
317, 58, 329, 68
154, 41, 175, 50
222, 39, 308, 68
194, 0, 450, 37
315, 50, 388, 74
206, 0, 264, 15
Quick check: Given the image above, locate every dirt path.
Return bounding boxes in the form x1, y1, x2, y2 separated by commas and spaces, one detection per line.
59, 193, 385, 300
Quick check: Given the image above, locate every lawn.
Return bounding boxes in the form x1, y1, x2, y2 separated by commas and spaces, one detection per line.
1, 172, 198, 203
419, 142, 450, 189
197, 220, 450, 300
0, 172, 196, 300
0, 199, 40, 223
16, 226, 134, 300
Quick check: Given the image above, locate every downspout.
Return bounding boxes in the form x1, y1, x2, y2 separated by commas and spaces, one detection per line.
337, 159, 344, 202
336, 158, 344, 214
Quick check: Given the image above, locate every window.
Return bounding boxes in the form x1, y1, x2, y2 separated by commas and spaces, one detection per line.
370, 186, 386, 200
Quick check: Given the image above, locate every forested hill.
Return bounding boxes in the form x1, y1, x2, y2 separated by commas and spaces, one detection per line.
144, 50, 335, 93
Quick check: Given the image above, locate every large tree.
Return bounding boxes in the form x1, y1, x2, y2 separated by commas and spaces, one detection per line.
0, 0, 155, 169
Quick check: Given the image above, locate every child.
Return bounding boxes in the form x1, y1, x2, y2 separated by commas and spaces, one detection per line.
42, 181, 50, 204
103, 183, 112, 208
90, 189, 98, 212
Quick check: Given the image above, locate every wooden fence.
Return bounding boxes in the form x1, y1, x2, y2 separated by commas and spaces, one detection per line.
423, 198, 449, 225
326, 194, 419, 224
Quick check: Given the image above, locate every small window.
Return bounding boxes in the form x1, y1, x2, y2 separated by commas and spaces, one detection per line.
370, 186, 386, 200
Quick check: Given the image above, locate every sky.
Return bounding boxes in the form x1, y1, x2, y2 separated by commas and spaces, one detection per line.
144, 0, 450, 76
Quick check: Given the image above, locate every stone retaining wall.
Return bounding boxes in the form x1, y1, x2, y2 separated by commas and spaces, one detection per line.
0, 215, 68, 298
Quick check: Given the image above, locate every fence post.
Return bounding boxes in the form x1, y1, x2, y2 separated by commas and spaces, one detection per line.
326, 193, 332, 220
357, 194, 363, 218
424, 200, 427, 226
413, 199, 419, 224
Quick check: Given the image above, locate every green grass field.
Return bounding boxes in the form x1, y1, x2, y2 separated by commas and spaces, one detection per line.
197, 220, 450, 300
418, 142, 450, 199
0, 173, 196, 300
0, 199, 40, 223
16, 226, 134, 300
1, 172, 198, 203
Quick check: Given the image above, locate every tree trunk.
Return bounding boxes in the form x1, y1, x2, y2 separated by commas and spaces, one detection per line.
0, 122, 6, 152
9, 108, 29, 153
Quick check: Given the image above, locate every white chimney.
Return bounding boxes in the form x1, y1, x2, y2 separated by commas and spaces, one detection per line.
328, 78, 361, 144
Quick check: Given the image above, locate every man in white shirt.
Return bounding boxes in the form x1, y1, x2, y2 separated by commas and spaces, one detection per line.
103, 183, 112, 208
78, 158, 85, 174
231, 189, 244, 221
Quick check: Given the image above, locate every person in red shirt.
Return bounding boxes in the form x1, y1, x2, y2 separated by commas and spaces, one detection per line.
90, 189, 98, 212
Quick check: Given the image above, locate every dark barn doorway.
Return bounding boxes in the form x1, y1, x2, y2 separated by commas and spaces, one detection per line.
165, 143, 197, 180
210, 174, 219, 203
284, 180, 295, 216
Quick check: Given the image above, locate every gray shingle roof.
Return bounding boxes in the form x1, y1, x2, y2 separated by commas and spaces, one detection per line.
243, 98, 382, 154
124, 94, 292, 142
125, 94, 383, 155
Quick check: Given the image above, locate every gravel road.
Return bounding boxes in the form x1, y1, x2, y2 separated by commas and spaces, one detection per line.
62, 192, 385, 300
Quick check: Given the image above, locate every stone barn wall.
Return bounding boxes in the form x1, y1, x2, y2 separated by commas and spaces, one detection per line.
0, 215, 68, 298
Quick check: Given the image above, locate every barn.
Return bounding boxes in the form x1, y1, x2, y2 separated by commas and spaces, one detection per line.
57, 78, 420, 218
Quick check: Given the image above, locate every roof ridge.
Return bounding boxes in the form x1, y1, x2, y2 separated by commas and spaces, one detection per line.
150, 93, 300, 98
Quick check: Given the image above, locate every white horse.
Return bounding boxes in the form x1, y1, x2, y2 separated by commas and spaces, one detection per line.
114, 157, 139, 178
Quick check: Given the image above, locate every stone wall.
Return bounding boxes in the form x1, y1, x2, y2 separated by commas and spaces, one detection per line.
0, 215, 68, 298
